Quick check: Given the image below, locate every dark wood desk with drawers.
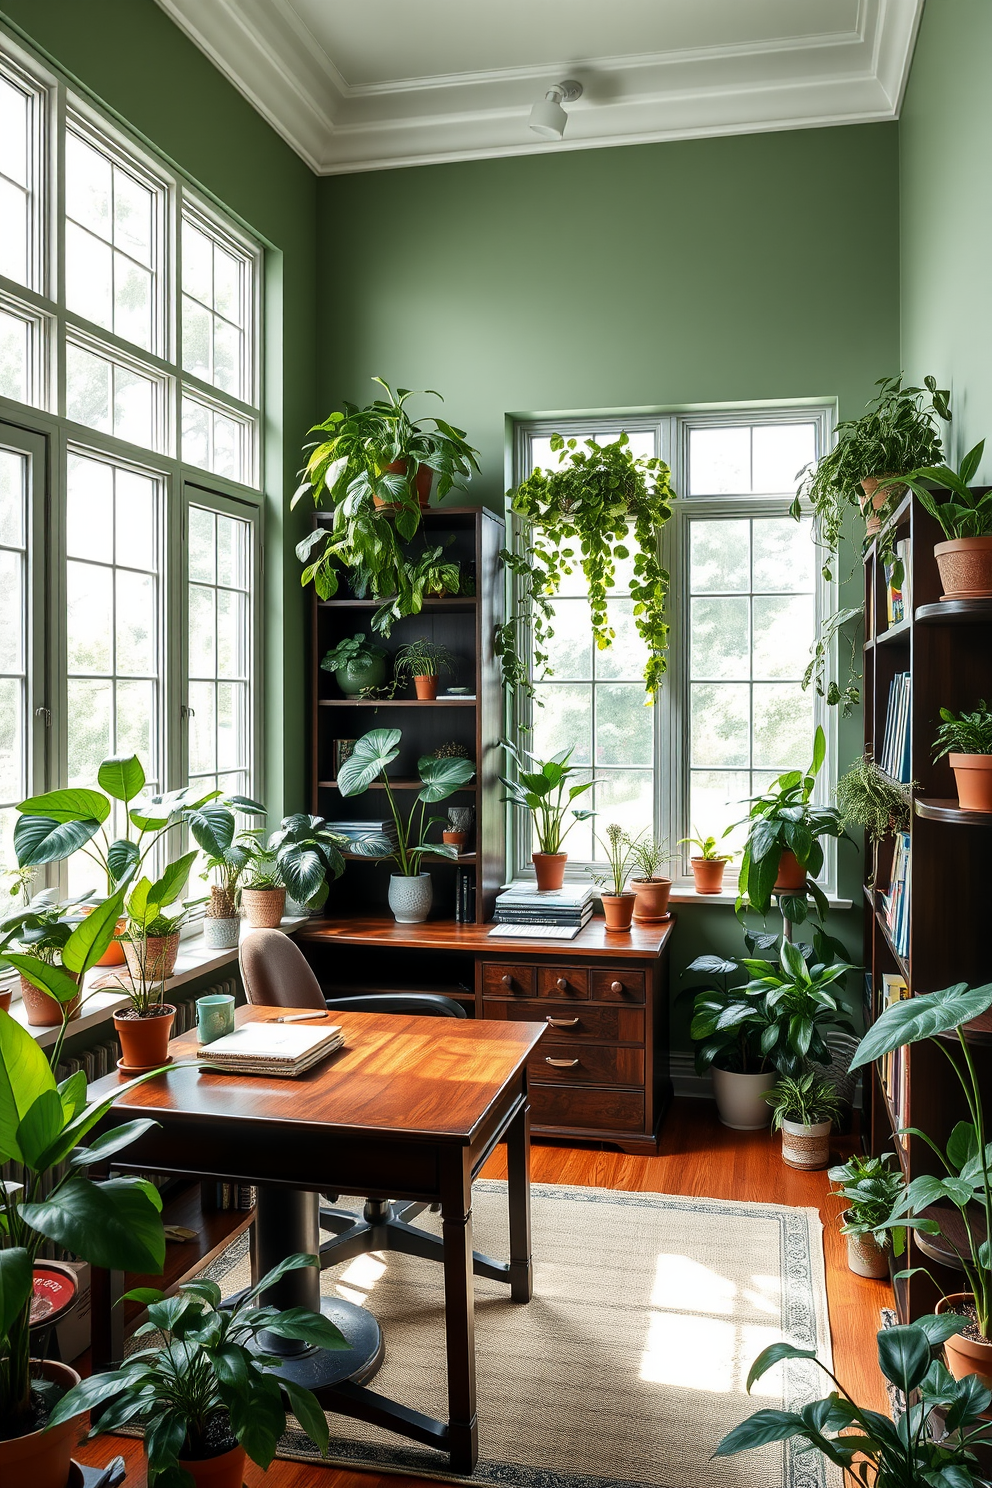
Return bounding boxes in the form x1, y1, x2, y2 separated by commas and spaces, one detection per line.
299, 915, 675, 1153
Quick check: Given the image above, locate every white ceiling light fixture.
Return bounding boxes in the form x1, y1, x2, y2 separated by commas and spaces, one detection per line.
529, 80, 583, 140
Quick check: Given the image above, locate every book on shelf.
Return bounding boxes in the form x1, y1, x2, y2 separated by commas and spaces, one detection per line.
878, 971, 910, 1152
881, 831, 911, 958
199, 1022, 344, 1076
883, 539, 912, 626
879, 671, 912, 783
496, 884, 593, 910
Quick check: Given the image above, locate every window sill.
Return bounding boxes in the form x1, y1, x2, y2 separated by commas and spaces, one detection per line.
502, 879, 853, 912
9, 916, 308, 1049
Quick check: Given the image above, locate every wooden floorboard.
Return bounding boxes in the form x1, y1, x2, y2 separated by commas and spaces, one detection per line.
71, 1096, 891, 1486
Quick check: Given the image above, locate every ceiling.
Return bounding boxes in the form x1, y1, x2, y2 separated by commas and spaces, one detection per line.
154, 0, 925, 174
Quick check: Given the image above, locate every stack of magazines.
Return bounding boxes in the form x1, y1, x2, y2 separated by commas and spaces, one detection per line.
327, 819, 396, 856
491, 883, 594, 939
200, 1022, 344, 1077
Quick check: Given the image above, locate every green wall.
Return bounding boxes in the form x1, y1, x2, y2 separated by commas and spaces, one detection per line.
0, 0, 317, 820
901, 0, 992, 471
318, 126, 900, 1041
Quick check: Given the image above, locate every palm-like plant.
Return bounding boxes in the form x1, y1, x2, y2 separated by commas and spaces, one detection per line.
765, 1071, 843, 1130
499, 739, 598, 856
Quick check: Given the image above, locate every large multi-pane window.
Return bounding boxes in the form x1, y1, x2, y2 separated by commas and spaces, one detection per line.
0, 28, 261, 900
511, 411, 831, 881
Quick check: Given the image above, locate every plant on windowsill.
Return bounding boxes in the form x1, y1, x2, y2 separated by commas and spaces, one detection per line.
878, 438, 992, 600
933, 700, 992, 812
792, 373, 950, 577
499, 739, 598, 891
497, 431, 676, 700
51, 1259, 345, 1488
337, 728, 475, 923
236, 833, 286, 929
114, 851, 202, 1070
586, 825, 639, 932
826, 1152, 933, 1279
0, 890, 93, 1026
627, 836, 676, 922
677, 828, 735, 896
765, 1070, 843, 1170
266, 814, 347, 914
393, 638, 454, 701
320, 633, 388, 697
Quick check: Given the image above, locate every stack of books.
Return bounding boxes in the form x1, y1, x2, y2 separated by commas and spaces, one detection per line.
489, 884, 594, 940
879, 671, 911, 783
879, 830, 911, 959
877, 971, 910, 1153
327, 819, 396, 856
200, 1022, 344, 1077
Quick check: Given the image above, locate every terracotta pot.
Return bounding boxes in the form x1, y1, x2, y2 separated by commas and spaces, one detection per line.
0, 1359, 82, 1488
114, 1004, 175, 1072
84, 907, 127, 967
949, 753, 992, 812
442, 830, 468, 852
19, 972, 80, 1027
373, 459, 433, 510
781, 1117, 832, 1170
601, 893, 635, 931
844, 1216, 890, 1279
860, 474, 906, 536
123, 932, 180, 982
533, 852, 567, 891
241, 886, 286, 928
934, 536, 992, 600
0, 985, 11, 1013
774, 849, 808, 892
175, 1444, 248, 1488
690, 857, 726, 894
413, 674, 438, 700
631, 877, 672, 921
711, 1067, 776, 1130
937, 1293, 992, 1390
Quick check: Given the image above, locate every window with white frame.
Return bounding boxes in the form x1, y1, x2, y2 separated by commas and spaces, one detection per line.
0, 28, 262, 902
511, 410, 830, 878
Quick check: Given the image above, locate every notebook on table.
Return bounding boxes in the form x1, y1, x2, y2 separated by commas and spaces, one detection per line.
198, 1021, 344, 1076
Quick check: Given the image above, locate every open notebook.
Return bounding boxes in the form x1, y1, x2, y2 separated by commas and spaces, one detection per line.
198, 1021, 344, 1076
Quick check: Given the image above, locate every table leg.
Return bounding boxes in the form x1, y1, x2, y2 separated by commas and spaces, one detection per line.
440, 1153, 478, 1474
505, 1095, 534, 1303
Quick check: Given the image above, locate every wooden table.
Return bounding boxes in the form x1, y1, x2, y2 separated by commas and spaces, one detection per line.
88, 1004, 547, 1473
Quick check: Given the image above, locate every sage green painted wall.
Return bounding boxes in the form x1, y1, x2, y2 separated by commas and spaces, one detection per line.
0, 0, 316, 821
317, 126, 899, 1042
901, 0, 992, 472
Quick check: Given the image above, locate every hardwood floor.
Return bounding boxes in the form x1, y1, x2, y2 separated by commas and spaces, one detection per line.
72, 1096, 891, 1486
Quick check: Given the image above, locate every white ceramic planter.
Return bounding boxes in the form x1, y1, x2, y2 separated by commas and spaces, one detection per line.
781, 1117, 832, 1170
204, 916, 241, 949
388, 872, 433, 923
711, 1067, 777, 1130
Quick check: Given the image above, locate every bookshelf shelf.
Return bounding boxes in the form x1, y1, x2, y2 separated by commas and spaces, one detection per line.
318, 596, 477, 610
875, 905, 910, 983
318, 779, 481, 793
915, 797, 992, 826
875, 619, 912, 646
319, 698, 477, 707
916, 598, 992, 625
339, 850, 477, 864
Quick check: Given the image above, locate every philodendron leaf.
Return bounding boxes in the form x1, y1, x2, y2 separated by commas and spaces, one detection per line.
877, 1324, 932, 1395
337, 729, 402, 796
62, 884, 128, 976
16, 1089, 66, 1172
0, 1247, 33, 1339
20, 1174, 165, 1273
149, 850, 197, 910
107, 837, 140, 886
98, 754, 146, 803
2, 953, 80, 1006
16, 787, 111, 824
186, 805, 236, 858
417, 754, 475, 802
0, 1008, 57, 1162
850, 982, 992, 1069
13, 813, 103, 868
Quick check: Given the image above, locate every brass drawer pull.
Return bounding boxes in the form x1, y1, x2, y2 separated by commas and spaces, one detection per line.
555, 976, 568, 990
611, 980, 624, 994
546, 1056, 579, 1068
547, 1016, 580, 1028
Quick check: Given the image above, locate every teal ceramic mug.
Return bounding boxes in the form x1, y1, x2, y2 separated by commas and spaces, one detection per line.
197, 993, 235, 1044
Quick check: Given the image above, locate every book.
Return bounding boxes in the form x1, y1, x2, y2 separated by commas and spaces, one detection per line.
879, 671, 911, 783
488, 922, 585, 941
494, 905, 594, 926
496, 884, 594, 909
199, 1021, 344, 1076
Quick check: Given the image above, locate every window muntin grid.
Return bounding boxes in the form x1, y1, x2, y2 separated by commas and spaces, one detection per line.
186, 503, 252, 805
181, 391, 252, 485
0, 442, 28, 865
0, 62, 41, 292
181, 213, 252, 404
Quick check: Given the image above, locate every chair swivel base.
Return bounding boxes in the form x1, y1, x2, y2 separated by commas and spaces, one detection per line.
319, 1197, 514, 1287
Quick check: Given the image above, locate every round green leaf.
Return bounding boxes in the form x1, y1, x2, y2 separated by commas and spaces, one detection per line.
97, 755, 146, 803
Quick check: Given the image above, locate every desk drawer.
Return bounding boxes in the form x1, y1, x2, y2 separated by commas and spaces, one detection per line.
530, 1042, 644, 1085
484, 998, 643, 1043
592, 969, 646, 1003
531, 1083, 645, 1134
536, 966, 588, 1000
483, 963, 535, 997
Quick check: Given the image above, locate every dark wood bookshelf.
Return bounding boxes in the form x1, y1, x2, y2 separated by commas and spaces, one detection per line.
121, 1179, 253, 1331
310, 505, 505, 924
862, 493, 992, 1322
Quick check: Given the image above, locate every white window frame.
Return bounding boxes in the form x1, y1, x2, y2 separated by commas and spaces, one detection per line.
507, 403, 840, 894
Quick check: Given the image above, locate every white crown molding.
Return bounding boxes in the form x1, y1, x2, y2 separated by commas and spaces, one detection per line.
153, 0, 924, 176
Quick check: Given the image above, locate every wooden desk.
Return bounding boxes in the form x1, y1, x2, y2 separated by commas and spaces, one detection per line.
88, 1005, 547, 1473
300, 914, 675, 1153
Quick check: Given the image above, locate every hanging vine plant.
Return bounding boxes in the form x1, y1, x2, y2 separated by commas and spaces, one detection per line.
497, 432, 676, 699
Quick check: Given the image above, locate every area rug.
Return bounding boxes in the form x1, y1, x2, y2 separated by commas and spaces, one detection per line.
199, 1181, 834, 1488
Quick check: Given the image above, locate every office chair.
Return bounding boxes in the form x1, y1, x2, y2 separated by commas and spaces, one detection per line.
238, 930, 510, 1284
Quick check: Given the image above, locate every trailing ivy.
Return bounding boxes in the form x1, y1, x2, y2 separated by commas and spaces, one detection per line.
499, 432, 675, 700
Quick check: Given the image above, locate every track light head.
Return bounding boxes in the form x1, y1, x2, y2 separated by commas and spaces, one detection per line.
529, 80, 583, 140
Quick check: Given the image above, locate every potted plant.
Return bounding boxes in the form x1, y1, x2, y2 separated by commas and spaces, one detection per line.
0, 899, 167, 1488
851, 979, 992, 1389
835, 752, 914, 844
587, 825, 638, 932
51, 1259, 344, 1488
880, 438, 992, 599
627, 837, 674, 921
0, 891, 92, 1026
320, 633, 388, 697
338, 727, 475, 923
678, 828, 734, 894
200, 836, 251, 950
267, 814, 347, 912
237, 834, 287, 928
716, 1314, 991, 1484
933, 701, 992, 811
120, 849, 199, 984
827, 1152, 930, 1279
736, 727, 849, 924
766, 1071, 842, 1169
793, 374, 950, 573
394, 637, 455, 701
500, 739, 598, 890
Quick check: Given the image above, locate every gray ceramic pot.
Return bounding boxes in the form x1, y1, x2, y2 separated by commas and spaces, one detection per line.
204, 917, 240, 949
388, 872, 433, 923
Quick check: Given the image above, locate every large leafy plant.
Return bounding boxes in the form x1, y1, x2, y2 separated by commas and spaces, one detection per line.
500, 739, 597, 856
0, 931, 167, 1437
498, 432, 675, 699
52, 1258, 345, 1488
827, 1152, 929, 1256
338, 728, 475, 876
851, 979, 992, 1337
266, 814, 346, 910
715, 1314, 992, 1488
879, 438, 992, 540
736, 727, 850, 924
